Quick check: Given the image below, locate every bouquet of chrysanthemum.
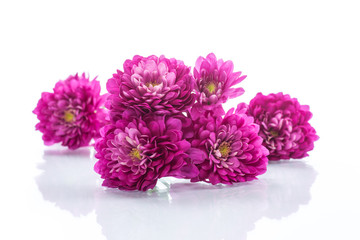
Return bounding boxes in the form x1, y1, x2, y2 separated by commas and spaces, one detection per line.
34, 53, 318, 191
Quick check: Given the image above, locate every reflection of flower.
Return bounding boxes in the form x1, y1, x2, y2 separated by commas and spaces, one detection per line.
188, 108, 269, 185
264, 161, 317, 219
191, 53, 246, 119
95, 180, 267, 240
34, 148, 317, 240
246, 92, 319, 160
94, 114, 195, 191
106, 55, 195, 122
95, 161, 317, 240
36, 148, 97, 217
33, 73, 108, 150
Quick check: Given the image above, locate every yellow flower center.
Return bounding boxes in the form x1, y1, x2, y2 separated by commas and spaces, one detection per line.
64, 110, 75, 122
206, 82, 216, 94
145, 81, 159, 87
129, 148, 142, 160
219, 142, 231, 158
270, 130, 279, 137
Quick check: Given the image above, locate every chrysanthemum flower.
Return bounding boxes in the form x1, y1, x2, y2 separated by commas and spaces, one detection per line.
94, 114, 197, 191
188, 109, 269, 185
33, 73, 108, 150
191, 53, 246, 119
246, 92, 319, 160
106, 55, 195, 123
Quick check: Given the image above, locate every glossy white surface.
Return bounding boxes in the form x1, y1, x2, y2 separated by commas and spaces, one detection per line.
36, 149, 318, 240
1, 0, 359, 239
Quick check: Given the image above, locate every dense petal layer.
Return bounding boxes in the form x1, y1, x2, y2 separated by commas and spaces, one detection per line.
94, 114, 196, 191
33, 73, 108, 149
188, 110, 269, 185
192, 53, 246, 118
246, 92, 319, 160
107, 55, 195, 123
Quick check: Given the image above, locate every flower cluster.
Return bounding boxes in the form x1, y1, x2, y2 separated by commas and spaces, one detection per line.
33, 73, 108, 149
34, 53, 318, 191
187, 54, 268, 185
94, 55, 198, 191
94, 53, 271, 191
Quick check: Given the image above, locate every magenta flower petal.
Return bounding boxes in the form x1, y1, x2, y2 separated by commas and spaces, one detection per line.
246, 92, 319, 160
235, 102, 248, 114
179, 162, 200, 178
33, 73, 109, 150
188, 148, 207, 164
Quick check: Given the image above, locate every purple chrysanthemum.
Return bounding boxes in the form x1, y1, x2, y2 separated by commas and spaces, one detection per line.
191, 53, 246, 119
94, 114, 197, 191
106, 55, 195, 123
188, 108, 269, 185
33, 73, 108, 150
246, 92, 319, 160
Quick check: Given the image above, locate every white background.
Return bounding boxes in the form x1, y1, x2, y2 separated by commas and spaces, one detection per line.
1, 0, 359, 239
